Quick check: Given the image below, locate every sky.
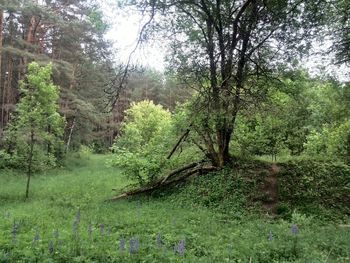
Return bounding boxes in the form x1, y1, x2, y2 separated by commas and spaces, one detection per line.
102, 1, 166, 71
101, 1, 349, 82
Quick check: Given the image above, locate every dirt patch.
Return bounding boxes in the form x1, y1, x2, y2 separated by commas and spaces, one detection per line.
261, 163, 280, 216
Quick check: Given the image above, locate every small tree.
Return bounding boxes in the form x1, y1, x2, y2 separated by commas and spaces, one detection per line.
6, 62, 64, 199
110, 100, 173, 184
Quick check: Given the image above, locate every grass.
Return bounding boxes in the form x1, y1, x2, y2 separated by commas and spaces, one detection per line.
0, 154, 349, 262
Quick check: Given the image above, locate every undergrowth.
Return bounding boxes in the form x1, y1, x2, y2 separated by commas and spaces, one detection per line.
0, 154, 349, 262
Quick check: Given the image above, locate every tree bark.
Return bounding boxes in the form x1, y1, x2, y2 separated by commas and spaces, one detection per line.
66, 117, 75, 153
25, 128, 35, 199
0, 10, 3, 129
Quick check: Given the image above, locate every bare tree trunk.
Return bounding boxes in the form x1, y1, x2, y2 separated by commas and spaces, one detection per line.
25, 129, 35, 199
5, 58, 13, 124
0, 10, 2, 99
0, 10, 3, 129
66, 117, 75, 153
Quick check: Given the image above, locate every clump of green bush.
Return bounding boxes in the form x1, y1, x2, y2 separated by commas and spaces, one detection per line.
277, 160, 350, 219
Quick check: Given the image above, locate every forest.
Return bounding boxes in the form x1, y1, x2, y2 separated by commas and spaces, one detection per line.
0, 0, 349, 262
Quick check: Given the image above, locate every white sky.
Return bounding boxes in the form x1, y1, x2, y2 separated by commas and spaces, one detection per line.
101, 1, 349, 82
102, 1, 166, 71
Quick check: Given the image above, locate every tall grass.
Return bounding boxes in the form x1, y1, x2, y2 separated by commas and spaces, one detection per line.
0, 154, 349, 262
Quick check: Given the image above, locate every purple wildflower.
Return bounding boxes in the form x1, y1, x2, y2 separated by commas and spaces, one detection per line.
156, 233, 163, 247
291, 224, 299, 235
32, 230, 40, 247
11, 220, 18, 242
88, 224, 93, 238
268, 230, 273, 241
129, 238, 140, 254
53, 229, 59, 239
72, 220, 79, 235
48, 240, 54, 255
75, 208, 81, 223
175, 239, 185, 256
119, 237, 126, 251
99, 224, 105, 235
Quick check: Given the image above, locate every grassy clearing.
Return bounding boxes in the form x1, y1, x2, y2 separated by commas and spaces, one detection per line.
0, 154, 349, 262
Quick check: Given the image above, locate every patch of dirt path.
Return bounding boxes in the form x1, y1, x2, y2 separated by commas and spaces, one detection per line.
261, 163, 280, 216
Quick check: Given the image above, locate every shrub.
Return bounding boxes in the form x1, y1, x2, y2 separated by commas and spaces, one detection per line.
109, 101, 175, 185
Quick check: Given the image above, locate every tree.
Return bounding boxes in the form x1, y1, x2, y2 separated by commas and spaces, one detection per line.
329, 0, 350, 65
0, 1, 116, 151
110, 100, 173, 184
5, 62, 64, 199
119, 0, 321, 167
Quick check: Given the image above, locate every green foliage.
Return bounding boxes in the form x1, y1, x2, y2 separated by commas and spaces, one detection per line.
0, 155, 349, 262
88, 9, 109, 33
304, 120, 350, 162
110, 101, 174, 184
232, 71, 350, 163
2, 62, 65, 171
278, 160, 350, 219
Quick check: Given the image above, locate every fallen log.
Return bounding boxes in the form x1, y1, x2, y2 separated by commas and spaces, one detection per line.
109, 164, 218, 201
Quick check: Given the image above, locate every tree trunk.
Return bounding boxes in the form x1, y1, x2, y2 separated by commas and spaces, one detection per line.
25, 129, 35, 199
0, 10, 3, 129
66, 117, 75, 153
212, 128, 232, 167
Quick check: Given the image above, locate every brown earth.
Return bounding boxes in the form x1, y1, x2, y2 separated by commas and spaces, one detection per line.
261, 163, 280, 216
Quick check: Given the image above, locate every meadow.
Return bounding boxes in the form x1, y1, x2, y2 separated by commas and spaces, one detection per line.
0, 154, 349, 262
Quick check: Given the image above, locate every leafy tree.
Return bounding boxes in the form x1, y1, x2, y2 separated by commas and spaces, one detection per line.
118, 0, 324, 168
5, 62, 64, 199
328, 0, 350, 65
110, 100, 173, 184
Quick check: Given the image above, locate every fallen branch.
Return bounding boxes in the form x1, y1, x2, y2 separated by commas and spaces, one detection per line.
167, 128, 191, 159
109, 164, 218, 201
161, 161, 202, 183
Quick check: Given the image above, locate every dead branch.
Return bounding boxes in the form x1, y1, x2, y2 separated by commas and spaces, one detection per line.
109, 164, 218, 201
167, 128, 191, 159
161, 161, 199, 183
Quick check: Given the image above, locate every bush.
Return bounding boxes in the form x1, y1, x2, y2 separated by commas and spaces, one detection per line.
277, 160, 350, 219
109, 101, 175, 185
304, 120, 350, 163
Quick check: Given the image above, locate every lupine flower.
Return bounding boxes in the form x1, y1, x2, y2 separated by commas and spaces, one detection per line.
32, 230, 40, 247
119, 237, 126, 251
156, 233, 163, 247
53, 229, 59, 239
49, 240, 55, 255
88, 224, 93, 238
268, 230, 274, 241
291, 224, 299, 235
75, 208, 81, 223
107, 226, 111, 236
48, 240, 54, 254
12, 220, 18, 242
99, 224, 105, 235
129, 238, 140, 254
178, 240, 185, 256
174, 239, 185, 256
72, 220, 79, 235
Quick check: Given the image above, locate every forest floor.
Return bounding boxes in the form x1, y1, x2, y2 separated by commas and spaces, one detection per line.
0, 154, 349, 262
